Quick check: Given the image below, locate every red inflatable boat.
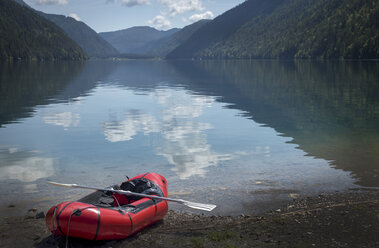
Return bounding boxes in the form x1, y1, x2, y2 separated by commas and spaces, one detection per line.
45, 173, 168, 240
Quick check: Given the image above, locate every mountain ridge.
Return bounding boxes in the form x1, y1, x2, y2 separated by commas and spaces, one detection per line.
167, 0, 288, 59
167, 0, 378, 60
0, 0, 87, 60
6, 0, 378, 60
11, 0, 119, 58
39, 12, 119, 58
147, 19, 211, 57
202, 0, 379, 59
99, 26, 179, 54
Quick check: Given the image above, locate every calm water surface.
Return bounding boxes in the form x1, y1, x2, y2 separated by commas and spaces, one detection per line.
0, 60, 378, 216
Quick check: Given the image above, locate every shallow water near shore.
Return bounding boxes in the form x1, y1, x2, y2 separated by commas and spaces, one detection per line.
0, 60, 378, 217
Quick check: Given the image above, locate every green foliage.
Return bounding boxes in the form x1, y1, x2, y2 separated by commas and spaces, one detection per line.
207, 230, 237, 241
0, 0, 87, 61
168, 0, 379, 59
225, 244, 239, 248
190, 237, 205, 248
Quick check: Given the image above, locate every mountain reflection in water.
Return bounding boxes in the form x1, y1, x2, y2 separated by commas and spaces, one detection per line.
170, 60, 379, 187
0, 60, 378, 215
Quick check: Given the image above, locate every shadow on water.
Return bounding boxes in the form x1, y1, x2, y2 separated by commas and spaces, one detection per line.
0, 61, 83, 127
0, 60, 117, 127
168, 60, 379, 187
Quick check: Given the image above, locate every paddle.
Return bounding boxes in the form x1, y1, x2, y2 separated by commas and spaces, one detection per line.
48, 182, 216, 211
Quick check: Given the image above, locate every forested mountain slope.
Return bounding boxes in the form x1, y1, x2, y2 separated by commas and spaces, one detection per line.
147, 19, 211, 57
168, 0, 378, 59
11, 0, 118, 58
167, 0, 287, 59
40, 13, 119, 58
203, 0, 379, 59
0, 0, 87, 60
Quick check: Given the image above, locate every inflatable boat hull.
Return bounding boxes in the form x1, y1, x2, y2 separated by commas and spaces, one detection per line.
45, 173, 168, 240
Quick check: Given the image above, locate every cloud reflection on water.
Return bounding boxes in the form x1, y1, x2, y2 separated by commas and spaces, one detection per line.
103, 111, 160, 142
156, 121, 232, 179
0, 148, 54, 183
102, 88, 232, 179
43, 111, 80, 130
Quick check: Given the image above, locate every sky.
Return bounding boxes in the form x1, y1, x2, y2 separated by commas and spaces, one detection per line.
23, 0, 245, 33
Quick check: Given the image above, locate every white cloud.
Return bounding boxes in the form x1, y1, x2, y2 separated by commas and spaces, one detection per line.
68, 13, 81, 21
121, 0, 150, 7
189, 11, 214, 22
35, 0, 68, 5
158, 0, 203, 16
106, 0, 150, 7
147, 15, 171, 30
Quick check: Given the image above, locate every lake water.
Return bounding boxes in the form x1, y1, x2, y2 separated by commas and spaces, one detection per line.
0, 60, 378, 216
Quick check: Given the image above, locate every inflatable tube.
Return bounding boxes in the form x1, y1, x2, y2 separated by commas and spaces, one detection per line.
45, 173, 168, 240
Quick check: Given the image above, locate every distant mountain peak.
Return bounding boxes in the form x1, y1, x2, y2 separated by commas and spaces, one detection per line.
99, 26, 180, 54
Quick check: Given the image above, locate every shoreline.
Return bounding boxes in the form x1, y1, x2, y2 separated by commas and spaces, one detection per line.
1, 188, 378, 247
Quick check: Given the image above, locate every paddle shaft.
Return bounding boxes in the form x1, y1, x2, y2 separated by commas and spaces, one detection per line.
48, 182, 216, 211
70, 184, 186, 203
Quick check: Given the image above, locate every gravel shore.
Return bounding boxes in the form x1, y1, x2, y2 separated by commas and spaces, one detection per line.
1, 189, 378, 248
